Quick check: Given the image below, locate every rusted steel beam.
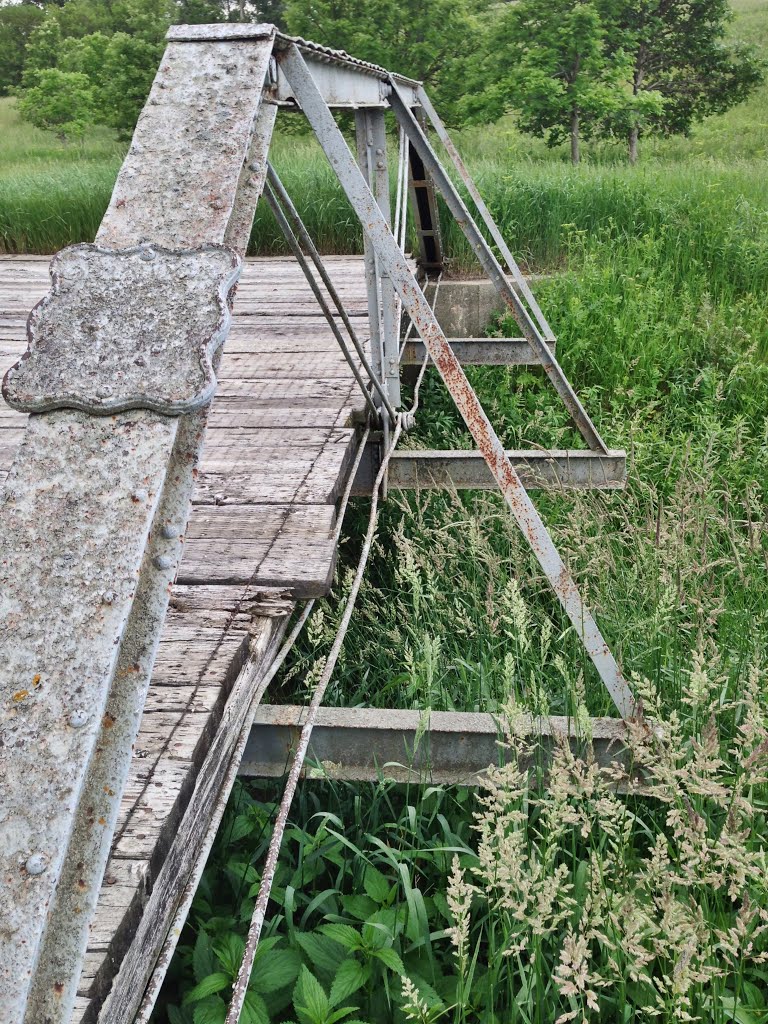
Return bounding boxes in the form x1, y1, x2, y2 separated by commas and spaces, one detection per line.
240, 705, 634, 786
353, 447, 627, 493
400, 336, 553, 365
278, 42, 635, 721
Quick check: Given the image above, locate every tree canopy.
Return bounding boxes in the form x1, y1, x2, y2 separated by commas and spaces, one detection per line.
598, 0, 765, 161
2, 0, 764, 158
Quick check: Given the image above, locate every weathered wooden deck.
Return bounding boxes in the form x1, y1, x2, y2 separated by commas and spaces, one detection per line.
0, 254, 371, 1021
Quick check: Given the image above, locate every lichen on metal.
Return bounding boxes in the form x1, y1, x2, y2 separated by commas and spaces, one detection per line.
2, 243, 241, 416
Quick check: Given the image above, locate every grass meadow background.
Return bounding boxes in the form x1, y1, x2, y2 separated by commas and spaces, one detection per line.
2, 2, 768, 1021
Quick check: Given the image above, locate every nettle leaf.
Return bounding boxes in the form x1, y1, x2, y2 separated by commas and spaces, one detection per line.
241, 990, 270, 1024
193, 930, 216, 984
329, 958, 368, 1007
212, 934, 245, 978
250, 947, 302, 994
228, 813, 255, 843
192, 995, 227, 1024
294, 965, 330, 1024
253, 936, 283, 959
295, 932, 346, 976
362, 865, 391, 905
166, 1006, 188, 1024
319, 924, 363, 952
372, 948, 405, 975
183, 973, 231, 1006
327, 1006, 359, 1024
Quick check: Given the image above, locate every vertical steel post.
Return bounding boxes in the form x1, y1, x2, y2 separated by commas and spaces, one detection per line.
367, 109, 401, 409
354, 110, 385, 395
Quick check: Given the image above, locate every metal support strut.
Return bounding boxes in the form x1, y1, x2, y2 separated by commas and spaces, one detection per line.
388, 80, 607, 454
277, 40, 635, 720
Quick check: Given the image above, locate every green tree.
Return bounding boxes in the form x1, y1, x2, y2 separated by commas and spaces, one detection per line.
17, 0, 176, 139
464, 0, 632, 163
0, 2, 45, 95
283, 0, 487, 123
17, 67, 95, 139
600, 0, 765, 163
21, 11, 64, 83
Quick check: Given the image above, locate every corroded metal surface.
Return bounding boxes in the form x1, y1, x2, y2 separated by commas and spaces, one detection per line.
0, 411, 174, 1018
166, 22, 274, 41
242, 706, 634, 785
3, 244, 240, 416
353, 446, 627, 493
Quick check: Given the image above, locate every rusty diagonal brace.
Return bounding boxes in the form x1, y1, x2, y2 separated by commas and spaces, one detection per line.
277, 42, 636, 720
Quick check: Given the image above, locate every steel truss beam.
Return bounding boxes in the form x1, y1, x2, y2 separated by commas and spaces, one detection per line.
278, 42, 635, 721
401, 336, 554, 365
353, 446, 627, 493
388, 82, 607, 454
240, 705, 635, 786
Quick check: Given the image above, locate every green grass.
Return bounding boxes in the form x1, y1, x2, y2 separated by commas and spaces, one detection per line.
2, 0, 768, 260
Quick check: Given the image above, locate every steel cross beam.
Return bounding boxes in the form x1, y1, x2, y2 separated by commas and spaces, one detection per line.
0, 27, 277, 1024
277, 42, 635, 721
241, 705, 636, 786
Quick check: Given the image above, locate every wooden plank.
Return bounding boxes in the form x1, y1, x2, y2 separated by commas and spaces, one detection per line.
202, 426, 350, 449
178, 538, 337, 592
212, 378, 360, 407
0, 249, 372, 1021
185, 502, 335, 539
206, 405, 355, 429
218, 352, 362, 379
97, 614, 289, 1024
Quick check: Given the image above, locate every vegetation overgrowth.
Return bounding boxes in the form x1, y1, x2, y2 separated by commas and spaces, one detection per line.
161, 677, 768, 1024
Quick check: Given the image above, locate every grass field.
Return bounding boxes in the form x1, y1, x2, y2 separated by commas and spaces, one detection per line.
2, 3, 767, 1022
